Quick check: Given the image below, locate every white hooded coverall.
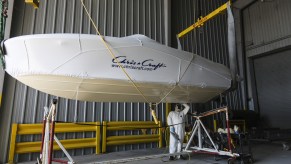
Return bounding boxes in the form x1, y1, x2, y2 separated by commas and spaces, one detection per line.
167, 103, 190, 155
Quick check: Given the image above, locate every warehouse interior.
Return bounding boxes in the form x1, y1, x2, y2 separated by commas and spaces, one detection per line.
0, 0, 291, 163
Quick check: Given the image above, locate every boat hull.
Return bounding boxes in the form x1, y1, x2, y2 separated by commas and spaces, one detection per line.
4, 34, 232, 103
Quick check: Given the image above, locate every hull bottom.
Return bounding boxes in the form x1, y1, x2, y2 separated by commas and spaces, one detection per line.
16, 75, 225, 103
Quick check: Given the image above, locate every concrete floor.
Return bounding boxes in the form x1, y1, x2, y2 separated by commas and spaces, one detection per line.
20, 141, 291, 164
250, 141, 291, 164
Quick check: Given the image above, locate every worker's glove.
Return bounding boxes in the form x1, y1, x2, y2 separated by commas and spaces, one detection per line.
170, 127, 175, 132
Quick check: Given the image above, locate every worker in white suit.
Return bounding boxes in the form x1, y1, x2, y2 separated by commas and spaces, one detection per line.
167, 103, 190, 160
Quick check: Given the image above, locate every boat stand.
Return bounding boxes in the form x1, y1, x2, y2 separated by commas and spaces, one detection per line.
39, 99, 74, 164
183, 107, 239, 159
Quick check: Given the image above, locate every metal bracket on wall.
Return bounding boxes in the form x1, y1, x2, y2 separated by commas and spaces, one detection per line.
25, 0, 39, 9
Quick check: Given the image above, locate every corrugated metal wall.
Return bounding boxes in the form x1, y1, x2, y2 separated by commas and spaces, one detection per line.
0, 69, 3, 106
171, 0, 244, 111
243, 0, 291, 57
0, 0, 243, 162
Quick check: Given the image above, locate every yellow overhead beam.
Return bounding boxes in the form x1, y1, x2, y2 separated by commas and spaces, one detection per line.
25, 0, 39, 9
177, 1, 230, 38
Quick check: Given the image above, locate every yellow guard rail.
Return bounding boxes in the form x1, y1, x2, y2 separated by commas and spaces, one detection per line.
8, 122, 101, 164
102, 121, 163, 153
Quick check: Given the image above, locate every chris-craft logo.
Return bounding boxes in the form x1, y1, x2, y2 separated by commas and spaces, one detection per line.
111, 56, 166, 71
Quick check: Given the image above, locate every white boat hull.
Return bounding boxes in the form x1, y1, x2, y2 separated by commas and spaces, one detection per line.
4, 34, 231, 103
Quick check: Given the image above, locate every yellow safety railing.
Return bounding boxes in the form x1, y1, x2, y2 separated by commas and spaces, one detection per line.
8, 122, 101, 164
102, 121, 163, 153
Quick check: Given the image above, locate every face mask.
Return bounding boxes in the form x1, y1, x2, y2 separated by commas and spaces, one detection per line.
175, 105, 181, 112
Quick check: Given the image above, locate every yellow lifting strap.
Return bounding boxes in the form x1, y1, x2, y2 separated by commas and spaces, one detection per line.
80, 0, 162, 124
177, 1, 231, 38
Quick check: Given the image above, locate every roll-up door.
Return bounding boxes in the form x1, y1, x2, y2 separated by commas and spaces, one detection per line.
254, 49, 291, 129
